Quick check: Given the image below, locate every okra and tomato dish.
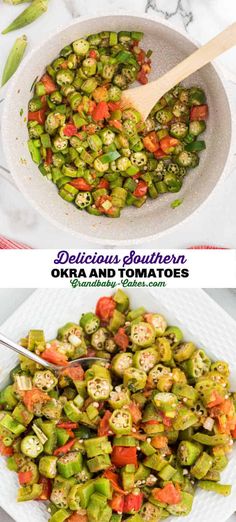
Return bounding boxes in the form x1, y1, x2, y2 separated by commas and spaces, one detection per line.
27, 31, 208, 217
1, 291, 233, 522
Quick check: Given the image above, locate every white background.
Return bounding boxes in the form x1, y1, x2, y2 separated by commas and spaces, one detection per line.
0, 0, 236, 247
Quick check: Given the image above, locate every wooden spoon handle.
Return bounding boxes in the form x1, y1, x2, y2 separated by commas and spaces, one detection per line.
128, 22, 236, 118
155, 22, 236, 93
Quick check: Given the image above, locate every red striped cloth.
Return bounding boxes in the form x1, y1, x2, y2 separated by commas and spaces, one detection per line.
0, 235, 31, 249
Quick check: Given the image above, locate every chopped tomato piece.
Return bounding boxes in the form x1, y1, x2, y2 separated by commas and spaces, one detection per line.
28, 108, 46, 124
108, 102, 121, 112
137, 67, 148, 84
207, 391, 225, 408
68, 514, 88, 522
22, 388, 50, 412
63, 123, 78, 137
89, 49, 98, 59
97, 179, 110, 190
96, 296, 116, 322
92, 101, 110, 121
40, 73, 57, 94
109, 119, 123, 130
123, 492, 143, 513
114, 327, 129, 351
160, 136, 179, 154
54, 438, 75, 456
37, 476, 52, 500
42, 347, 68, 366
98, 410, 112, 436
133, 180, 148, 198
137, 49, 146, 65
231, 425, 236, 439
129, 402, 142, 424
57, 422, 78, 429
61, 364, 84, 381
0, 440, 13, 456
154, 148, 168, 159
109, 493, 125, 513
153, 483, 181, 505
143, 131, 159, 152
88, 100, 96, 115
151, 435, 169, 449
111, 446, 137, 468
133, 172, 142, 180
190, 104, 208, 121
103, 469, 125, 494
69, 178, 93, 191
18, 470, 33, 485
45, 148, 53, 166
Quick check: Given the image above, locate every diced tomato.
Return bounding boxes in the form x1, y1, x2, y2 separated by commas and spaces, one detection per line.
151, 435, 169, 449
142, 420, 160, 426
98, 410, 112, 436
96, 296, 116, 322
18, 470, 33, 485
57, 422, 78, 429
88, 100, 96, 115
154, 148, 168, 159
42, 347, 68, 366
69, 178, 93, 191
207, 391, 225, 408
89, 49, 98, 59
97, 179, 110, 190
40, 73, 57, 94
123, 492, 143, 513
28, 108, 46, 124
61, 364, 84, 381
67, 514, 88, 522
60, 60, 68, 69
137, 49, 146, 65
22, 388, 50, 412
63, 123, 78, 137
137, 67, 148, 84
108, 102, 121, 112
133, 172, 142, 180
143, 131, 159, 152
153, 483, 181, 505
92, 101, 110, 121
109, 493, 125, 513
37, 476, 52, 500
40, 95, 47, 108
0, 440, 13, 456
45, 148, 53, 166
114, 327, 129, 351
160, 136, 179, 154
103, 469, 125, 495
54, 438, 75, 456
109, 119, 123, 130
231, 425, 236, 439
190, 104, 208, 121
66, 429, 75, 439
129, 402, 142, 424
111, 447, 137, 468
161, 413, 173, 428
133, 180, 148, 198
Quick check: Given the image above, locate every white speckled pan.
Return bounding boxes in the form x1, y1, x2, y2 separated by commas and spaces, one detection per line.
2, 14, 232, 245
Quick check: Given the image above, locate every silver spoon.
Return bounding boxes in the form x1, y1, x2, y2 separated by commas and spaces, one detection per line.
0, 332, 107, 373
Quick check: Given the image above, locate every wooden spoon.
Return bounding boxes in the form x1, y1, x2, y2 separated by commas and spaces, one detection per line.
122, 22, 236, 120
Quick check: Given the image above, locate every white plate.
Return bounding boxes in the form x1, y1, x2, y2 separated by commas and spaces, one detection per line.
0, 288, 236, 522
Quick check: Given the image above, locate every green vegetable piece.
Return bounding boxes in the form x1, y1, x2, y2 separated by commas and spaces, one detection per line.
123, 367, 147, 392
17, 484, 43, 502
177, 440, 202, 466
2, 35, 27, 86
84, 436, 112, 458
49, 509, 70, 522
21, 435, 43, 458
0, 414, 26, 436
198, 481, 231, 496
57, 451, 83, 478
131, 322, 156, 347
87, 454, 111, 473
2, 0, 48, 34
191, 452, 213, 479
39, 455, 57, 478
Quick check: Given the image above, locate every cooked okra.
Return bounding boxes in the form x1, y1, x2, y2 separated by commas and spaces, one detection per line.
27, 31, 208, 217
0, 290, 235, 522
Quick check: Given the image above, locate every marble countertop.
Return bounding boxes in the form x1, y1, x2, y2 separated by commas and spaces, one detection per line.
0, 287, 236, 522
0, 0, 236, 248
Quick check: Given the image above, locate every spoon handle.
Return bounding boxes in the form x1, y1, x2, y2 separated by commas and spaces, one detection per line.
0, 332, 55, 370
153, 22, 236, 95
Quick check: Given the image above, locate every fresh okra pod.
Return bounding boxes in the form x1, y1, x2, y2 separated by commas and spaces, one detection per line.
1, 35, 27, 86
2, 0, 48, 34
